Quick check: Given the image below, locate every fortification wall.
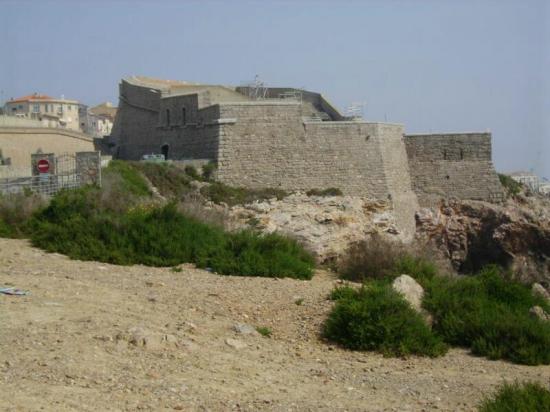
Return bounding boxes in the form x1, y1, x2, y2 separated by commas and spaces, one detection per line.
217, 103, 385, 197
376, 124, 419, 238
112, 80, 161, 159
405, 133, 504, 206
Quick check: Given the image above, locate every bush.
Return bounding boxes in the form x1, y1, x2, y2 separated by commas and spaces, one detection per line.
306, 188, 343, 197
424, 266, 550, 365
129, 161, 192, 198
498, 174, 522, 197
323, 283, 447, 357
202, 162, 217, 181
339, 235, 438, 286
184, 165, 201, 180
329, 285, 359, 301
0, 191, 46, 238
201, 182, 289, 206
27, 188, 314, 279
478, 381, 550, 412
339, 235, 405, 282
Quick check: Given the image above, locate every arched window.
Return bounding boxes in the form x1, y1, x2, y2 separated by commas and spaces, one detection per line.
460, 148, 464, 160
182, 107, 186, 125
443, 149, 447, 160
166, 109, 171, 126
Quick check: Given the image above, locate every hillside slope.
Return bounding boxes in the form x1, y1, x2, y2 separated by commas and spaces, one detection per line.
1, 238, 549, 411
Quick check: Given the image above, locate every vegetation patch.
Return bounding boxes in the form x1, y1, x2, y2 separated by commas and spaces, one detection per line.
26, 187, 314, 279
478, 381, 550, 412
498, 173, 522, 197
256, 326, 272, 337
201, 162, 217, 181
129, 161, 192, 198
339, 234, 436, 286
0, 190, 46, 238
200, 182, 289, 206
324, 283, 447, 357
306, 188, 343, 197
424, 266, 550, 365
104, 160, 151, 198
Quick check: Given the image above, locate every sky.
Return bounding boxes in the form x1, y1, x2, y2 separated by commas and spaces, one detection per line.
1, 0, 548, 178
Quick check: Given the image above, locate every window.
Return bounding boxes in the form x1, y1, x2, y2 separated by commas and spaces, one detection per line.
181, 107, 186, 125
45, 104, 49, 113
32, 104, 40, 113
443, 150, 447, 160
166, 109, 171, 126
68, 105, 72, 111
460, 149, 464, 160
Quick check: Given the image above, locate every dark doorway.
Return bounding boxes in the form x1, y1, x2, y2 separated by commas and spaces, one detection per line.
161, 144, 169, 160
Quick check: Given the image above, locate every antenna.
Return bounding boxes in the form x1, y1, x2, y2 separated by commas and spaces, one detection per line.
345, 102, 365, 120
242, 75, 268, 100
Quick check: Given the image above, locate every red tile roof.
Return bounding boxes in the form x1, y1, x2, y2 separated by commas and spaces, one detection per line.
10, 93, 55, 103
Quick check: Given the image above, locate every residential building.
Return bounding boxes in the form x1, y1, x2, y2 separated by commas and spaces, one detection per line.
4, 93, 81, 131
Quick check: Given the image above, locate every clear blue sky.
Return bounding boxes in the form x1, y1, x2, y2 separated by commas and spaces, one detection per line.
1, 0, 548, 178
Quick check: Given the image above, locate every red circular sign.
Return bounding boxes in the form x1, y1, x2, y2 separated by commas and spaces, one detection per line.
37, 159, 50, 173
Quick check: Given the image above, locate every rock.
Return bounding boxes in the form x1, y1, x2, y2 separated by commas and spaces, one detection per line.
529, 306, 549, 322
415, 199, 550, 284
532, 283, 550, 302
233, 323, 259, 336
225, 338, 247, 350
228, 194, 400, 263
392, 275, 424, 312
120, 327, 179, 350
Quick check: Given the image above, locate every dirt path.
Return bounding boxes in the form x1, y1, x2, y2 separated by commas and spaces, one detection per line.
1, 238, 548, 411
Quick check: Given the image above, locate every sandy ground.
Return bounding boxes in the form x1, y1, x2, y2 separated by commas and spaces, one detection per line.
1, 238, 549, 412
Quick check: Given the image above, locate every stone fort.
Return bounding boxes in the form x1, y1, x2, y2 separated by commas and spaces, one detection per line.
111, 76, 504, 236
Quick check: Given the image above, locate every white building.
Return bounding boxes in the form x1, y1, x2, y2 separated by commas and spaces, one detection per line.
509, 171, 540, 192
4, 93, 81, 131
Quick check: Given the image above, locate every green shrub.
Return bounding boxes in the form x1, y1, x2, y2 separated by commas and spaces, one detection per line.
323, 283, 447, 357
256, 326, 272, 337
478, 381, 550, 412
27, 188, 314, 279
329, 285, 360, 301
201, 182, 289, 206
184, 165, 201, 180
202, 162, 217, 181
129, 161, 192, 198
498, 174, 522, 197
424, 266, 550, 365
306, 188, 343, 197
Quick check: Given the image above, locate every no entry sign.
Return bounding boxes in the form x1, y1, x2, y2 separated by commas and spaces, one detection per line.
37, 159, 50, 174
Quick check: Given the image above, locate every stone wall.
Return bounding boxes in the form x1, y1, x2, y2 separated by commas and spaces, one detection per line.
405, 133, 504, 206
112, 80, 162, 159
112, 80, 222, 161
76, 151, 101, 185
0, 128, 94, 177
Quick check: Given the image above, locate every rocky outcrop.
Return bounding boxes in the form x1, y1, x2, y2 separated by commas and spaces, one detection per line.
415, 196, 550, 283
228, 193, 404, 263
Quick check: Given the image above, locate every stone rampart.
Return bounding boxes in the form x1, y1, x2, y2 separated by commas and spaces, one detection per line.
405, 133, 504, 206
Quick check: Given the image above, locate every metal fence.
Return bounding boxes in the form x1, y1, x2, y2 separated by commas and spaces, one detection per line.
0, 151, 100, 196
0, 174, 81, 196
